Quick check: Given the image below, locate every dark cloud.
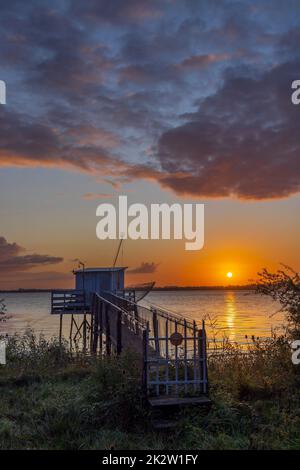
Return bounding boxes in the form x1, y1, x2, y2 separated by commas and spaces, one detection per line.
0, 109, 123, 173
128, 262, 159, 274
0, 237, 23, 259
177, 53, 230, 70
0, 236, 63, 272
157, 60, 300, 199
0, 1, 299, 200
72, 0, 163, 25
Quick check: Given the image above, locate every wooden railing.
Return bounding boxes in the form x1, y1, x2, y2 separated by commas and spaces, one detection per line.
90, 292, 146, 355
143, 318, 208, 397
94, 291, 209, 398
51, 289, 209, 401
51, 290, 86, 314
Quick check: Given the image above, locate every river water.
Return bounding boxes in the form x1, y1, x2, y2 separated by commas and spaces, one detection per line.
0, 290, 284, 344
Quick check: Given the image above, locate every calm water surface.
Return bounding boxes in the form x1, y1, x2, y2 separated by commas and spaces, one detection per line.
0, 290, 284, 343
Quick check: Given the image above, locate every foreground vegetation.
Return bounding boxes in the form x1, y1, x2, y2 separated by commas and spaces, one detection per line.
0, 330, 299, 450
0, 266, 299, 449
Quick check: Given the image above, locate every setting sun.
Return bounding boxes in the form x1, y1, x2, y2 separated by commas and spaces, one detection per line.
226, 272, 233, 278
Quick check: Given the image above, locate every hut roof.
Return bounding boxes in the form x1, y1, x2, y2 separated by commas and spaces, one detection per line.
73, 266, 127, 274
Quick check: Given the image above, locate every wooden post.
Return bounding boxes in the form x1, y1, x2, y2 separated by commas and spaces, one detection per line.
202, 320, 208, 394
152, 310, 160, 396
69, 314, 74, 352
105, 305, 111, 356
117, 310, 122, 355
198, 329, 203, 394
165, 319, 169, 395
90, 312, 94, 353
70, 314, 73, 340
193, 320, 197, 392
175, 320, 179, 395
142, 324, 149, 401
59, 314, 63, 347
89, 294, 95, 353
72, 316, 81, 342
184, 319, 188, 394
83, 313, 87, 354
99, 301, 103, 353
152, 310, 160, 356
92, 297, 99, 354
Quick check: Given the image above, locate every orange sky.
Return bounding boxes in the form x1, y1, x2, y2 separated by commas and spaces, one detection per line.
0, 2, 300, 290
1, 178, 297, 290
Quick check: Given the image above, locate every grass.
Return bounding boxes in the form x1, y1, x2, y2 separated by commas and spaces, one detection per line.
0, 330, 300, 449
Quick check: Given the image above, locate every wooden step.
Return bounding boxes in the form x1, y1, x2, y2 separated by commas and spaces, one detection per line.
148, 396, 211, 408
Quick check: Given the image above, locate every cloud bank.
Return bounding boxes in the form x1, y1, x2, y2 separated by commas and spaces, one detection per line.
128, 262, 159, 274
0, 1, 299, 199
0, 236, 63, 272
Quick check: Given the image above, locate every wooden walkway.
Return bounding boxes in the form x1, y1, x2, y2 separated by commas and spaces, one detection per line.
51, 289, 210, 409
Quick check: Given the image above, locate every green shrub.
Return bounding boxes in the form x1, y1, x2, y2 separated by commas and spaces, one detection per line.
0, 331, 299, 449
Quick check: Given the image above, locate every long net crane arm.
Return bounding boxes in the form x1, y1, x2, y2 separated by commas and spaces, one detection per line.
113, 238, 123, 267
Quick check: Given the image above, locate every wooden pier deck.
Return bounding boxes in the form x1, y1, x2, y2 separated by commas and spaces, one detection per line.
51, 289, 210, 409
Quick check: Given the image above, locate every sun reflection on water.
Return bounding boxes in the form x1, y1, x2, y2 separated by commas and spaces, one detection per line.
225, 291, 237, 341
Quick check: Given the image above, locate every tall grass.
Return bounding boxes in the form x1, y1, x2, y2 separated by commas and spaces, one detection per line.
0, 329, 299, 449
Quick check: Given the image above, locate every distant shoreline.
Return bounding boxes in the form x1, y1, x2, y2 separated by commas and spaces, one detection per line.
0, 285, 256, 293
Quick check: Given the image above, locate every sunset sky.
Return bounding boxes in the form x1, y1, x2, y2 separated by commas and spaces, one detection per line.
0, 0, 299, 289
